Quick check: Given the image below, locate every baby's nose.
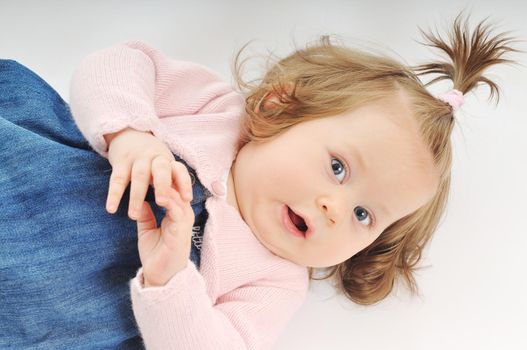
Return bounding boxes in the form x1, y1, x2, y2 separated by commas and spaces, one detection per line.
317, 195, 348, 226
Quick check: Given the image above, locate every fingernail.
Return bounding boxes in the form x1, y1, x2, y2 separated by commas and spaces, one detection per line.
157, 196, 167, 204
107, 203, 116, 213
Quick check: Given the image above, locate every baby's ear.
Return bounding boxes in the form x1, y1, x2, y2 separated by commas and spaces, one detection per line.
259, 82, 296, 113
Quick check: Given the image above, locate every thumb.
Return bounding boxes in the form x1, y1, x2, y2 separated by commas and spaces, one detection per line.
136, 201, 157, 233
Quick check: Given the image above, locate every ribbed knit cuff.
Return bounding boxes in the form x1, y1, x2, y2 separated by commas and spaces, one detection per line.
130, 260, 201, 302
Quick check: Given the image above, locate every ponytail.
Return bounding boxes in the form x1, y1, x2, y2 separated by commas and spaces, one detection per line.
412, 13, 520, 106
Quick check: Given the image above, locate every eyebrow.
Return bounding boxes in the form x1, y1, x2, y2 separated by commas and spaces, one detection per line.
350, 146, 367, 173
378, 202, 391, 221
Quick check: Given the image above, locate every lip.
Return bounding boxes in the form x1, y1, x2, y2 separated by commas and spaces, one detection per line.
281, 204, 313, 239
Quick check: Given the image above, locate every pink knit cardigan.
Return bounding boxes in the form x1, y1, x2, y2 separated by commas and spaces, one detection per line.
68, 41, 309, 350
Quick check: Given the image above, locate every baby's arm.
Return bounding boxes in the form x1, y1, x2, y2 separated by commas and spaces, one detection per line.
69, 41, 234, 221
69, 41, 233, 159
131, 263, 307, 350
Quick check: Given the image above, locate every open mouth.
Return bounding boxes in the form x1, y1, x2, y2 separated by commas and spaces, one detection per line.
287, 206, 308, 233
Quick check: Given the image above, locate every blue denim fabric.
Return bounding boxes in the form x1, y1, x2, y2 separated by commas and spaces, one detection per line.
0, 60, 210, 349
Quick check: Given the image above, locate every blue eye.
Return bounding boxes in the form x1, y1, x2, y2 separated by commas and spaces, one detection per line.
331, 156, 375, 228
354, 207, 373, 227
331, 157, 346, 183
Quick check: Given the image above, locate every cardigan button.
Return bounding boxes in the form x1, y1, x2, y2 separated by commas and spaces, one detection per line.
211, 180, 226, 196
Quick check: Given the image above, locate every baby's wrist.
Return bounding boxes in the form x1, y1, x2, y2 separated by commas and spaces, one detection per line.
143, 277, 161, 288
103, 127, 153, 149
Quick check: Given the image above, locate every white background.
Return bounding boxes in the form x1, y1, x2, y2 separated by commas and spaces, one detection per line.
1, 1, 526, 349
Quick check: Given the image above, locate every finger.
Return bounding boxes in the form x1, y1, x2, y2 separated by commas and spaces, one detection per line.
151, 155, 172, 207
136, 201, 160, 262
129, 158, 152, 219
164, 187, 186, 223
136, 201, 157, 233
171, 160, 193, 202
106, 162, 132, 214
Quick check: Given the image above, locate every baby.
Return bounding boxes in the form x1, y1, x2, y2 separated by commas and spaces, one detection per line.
0, 12, 518, 350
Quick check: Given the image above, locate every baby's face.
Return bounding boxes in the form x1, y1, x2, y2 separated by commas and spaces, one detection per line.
231, 95, 440, 268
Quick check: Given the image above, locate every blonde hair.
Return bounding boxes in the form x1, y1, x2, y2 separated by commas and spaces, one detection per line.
231, 13, 520, 305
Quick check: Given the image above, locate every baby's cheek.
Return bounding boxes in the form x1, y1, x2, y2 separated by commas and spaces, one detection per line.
292, 169, 317, 191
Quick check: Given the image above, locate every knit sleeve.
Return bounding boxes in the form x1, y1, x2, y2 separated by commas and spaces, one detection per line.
68, 41, 234, 159
129, 264, 307, 350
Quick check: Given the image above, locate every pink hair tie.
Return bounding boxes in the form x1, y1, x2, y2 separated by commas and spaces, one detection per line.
438, 89, 464, 112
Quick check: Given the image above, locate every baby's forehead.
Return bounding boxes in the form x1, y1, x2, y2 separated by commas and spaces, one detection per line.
338, 103, 434, 167
341, 100, 419, 135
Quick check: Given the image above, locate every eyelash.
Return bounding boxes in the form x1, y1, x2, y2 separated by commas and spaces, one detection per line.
331, 155, 376, 228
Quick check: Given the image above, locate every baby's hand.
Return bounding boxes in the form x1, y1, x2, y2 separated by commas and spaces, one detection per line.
103, 128, 193, 219
136, 183, 195, 287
